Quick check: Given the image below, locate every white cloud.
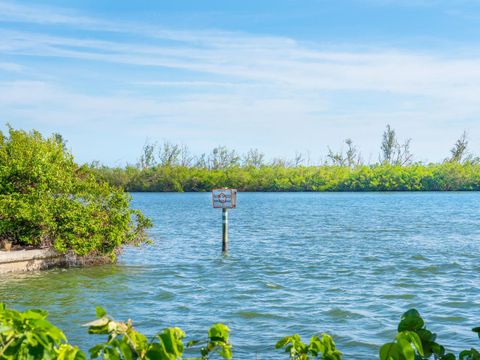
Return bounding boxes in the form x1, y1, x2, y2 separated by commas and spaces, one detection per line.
1, 1, 480, 163
3, 28, 480, 102
0, 62, 24, 72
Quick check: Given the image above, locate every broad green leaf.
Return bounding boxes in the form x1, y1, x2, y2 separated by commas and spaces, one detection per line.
208, 323, 230, 342
380, 342, 401, 360
398, 309, 424, 332
95, 307, 107, 318
276, 336, 293, 349
88, 344, 106, 359
399, 331, 424, 356
441, 354, 456, 360
397, 338, 415, 360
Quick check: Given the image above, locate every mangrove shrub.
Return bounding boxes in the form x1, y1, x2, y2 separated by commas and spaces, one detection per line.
0, 127, 151, 257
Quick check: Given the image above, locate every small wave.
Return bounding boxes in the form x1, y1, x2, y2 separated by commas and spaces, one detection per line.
326, 308, 364, 320
431, 315, 467, 322
155, 291, 174, 300
326, 287, 346, 293
342, 339, 381, 351
382, 293, 416, 300
237, 311, 284, 319
265, 282, 283, 289
396, 283, 421, 289
411, 254, 429, 261
410, 262, 462, 274
372, 265, 397, 275
440, 301, 472, 309
409, 265, 441, 274
362, 256, 379, 262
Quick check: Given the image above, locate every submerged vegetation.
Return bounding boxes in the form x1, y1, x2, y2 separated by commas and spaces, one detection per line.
1, 304, 479, 359
90, 126, 480, 192
0, 127, 151, 256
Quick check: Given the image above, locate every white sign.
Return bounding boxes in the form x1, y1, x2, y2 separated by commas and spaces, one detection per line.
212, 188, 237, 209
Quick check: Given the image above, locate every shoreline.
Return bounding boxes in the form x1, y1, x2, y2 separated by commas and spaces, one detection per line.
0, 249, 112, 274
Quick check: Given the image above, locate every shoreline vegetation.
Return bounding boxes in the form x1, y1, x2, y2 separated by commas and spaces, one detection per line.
0, 126, 152, 257
91, 126, 480, 192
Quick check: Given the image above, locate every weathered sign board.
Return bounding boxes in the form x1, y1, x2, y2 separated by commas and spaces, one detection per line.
212, 188, 237, 209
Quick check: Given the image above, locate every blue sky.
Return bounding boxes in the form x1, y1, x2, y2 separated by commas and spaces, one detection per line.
2, 0, 480, 165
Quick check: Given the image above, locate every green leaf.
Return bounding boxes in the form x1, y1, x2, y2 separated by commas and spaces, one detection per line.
23, 309, 48, 320
399, 331, 424, 356
430, 342, 446, 357
416, 329, 436, 344
380, 342, 401, 360
95, 307, 107, 318
187, 340, 201, 347
0, 324, 12, 333
219, 344, 233, 359
276, 336, 292, 349
208, 323, 230, 342
398, 309, 424, 332
88, 344, 105, 359
116, 339, 134, 360
397, 337, 415, 360
440, 354, 456, 360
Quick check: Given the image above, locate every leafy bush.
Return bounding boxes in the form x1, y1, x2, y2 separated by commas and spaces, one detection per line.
276, 333, 342, 359
85, 306, 231, 360
379, 309, 480, 360
0, 127, 151, 257
3, 304, 480, 359
0, 303, 84, 359
0, 303, 231, 360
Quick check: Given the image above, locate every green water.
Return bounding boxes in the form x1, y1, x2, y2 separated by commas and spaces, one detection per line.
1, 192, 480, 359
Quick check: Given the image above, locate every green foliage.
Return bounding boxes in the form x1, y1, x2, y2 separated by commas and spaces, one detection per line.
379, 309, 480, 360
91, 163, 480, 193
0, 303, 85, 360
0, 127, 151, 257
276, 333, 342, 360
84, 306, 231, 360
186, 323, 232, 360
89, 126, 480, 192
3, 304, 480, 359
0, 304, 231, 360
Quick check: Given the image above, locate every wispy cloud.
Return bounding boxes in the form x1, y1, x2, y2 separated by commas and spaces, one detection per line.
1, 0, 480, 164
3, 26, 480, 100
0, 62, 24, 72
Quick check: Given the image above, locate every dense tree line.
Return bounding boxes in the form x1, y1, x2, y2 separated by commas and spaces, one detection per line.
89, 125, 480, 192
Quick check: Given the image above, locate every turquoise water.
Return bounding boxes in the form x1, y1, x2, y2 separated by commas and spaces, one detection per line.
1, 192, 480, 359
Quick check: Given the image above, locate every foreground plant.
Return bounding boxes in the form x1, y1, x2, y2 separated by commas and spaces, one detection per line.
0, 303, 85, 360
187, 323, 232, 359
380, 309, 480, 360
276, 333, 342, 359
87, 321, 231, 360
0, 303, 231, 360
85, 306, 232, 360
4, 303, 480, 359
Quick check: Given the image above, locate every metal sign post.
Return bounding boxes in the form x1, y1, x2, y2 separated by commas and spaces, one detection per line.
212, 188, 237, 254
222, 208, 228, 253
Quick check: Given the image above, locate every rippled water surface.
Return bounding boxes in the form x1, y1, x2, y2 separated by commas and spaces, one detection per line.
2, 192, 480, 359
